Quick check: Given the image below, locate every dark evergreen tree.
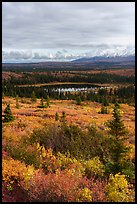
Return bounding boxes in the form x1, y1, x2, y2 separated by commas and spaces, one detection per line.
106, 103, 127, 138
61, 111, 66, 123
40, 97, 44, 107
3, 104, 15, 123
55, 112, 59, 121
105, 102, 131, 175
76, 96, 82, 105
103, 97, 109, 106
38, 97, 46, 108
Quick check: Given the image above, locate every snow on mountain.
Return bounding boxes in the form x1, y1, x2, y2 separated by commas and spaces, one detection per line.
2, 46, 135, 63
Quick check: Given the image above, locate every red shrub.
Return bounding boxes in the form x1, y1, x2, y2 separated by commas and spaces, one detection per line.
2, 150, 8, 159
29, 169, 91, 202
2, 181, 29, 202
88, 177, 107, 202
2, 181, 16, 202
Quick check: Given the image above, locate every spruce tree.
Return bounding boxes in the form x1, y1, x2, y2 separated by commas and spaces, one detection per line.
40, 97, 44, 107
38, 97, 46, 108
76, 96, 82, 105
105, 102, 130, 174
61, 111, 66, 123
106, 103, 127, 139
55, 112, 59, 121
103, 97, 109, 106
3, 104, 15, 122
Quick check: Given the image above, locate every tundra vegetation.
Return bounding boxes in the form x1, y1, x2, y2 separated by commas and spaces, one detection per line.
2, 67, 135, 202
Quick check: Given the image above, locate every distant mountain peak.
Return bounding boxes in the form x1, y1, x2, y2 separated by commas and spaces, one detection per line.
72, 54, 135, 63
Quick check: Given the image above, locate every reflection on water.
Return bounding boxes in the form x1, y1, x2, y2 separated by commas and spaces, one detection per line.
51, 87, 97, 92
43, 84, 100, 93
43, 84, 115, 93
43, 84, 113, 93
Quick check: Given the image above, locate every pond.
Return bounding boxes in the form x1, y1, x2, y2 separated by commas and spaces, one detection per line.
43, 84, 100, 92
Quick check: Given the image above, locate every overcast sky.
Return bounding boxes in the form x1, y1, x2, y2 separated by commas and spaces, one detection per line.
2, 2, 135, 62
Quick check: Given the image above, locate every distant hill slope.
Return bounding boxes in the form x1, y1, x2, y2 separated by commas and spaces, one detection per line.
2, 55, 135, 72
72, 55, 135, 63
71, 55, 135, 69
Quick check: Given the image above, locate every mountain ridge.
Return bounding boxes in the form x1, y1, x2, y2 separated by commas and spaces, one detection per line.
72, 55, 135, 63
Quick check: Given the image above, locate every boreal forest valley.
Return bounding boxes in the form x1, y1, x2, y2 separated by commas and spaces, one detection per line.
2, 61, 135, 202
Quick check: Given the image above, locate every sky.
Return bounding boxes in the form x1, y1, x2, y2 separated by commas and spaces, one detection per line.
2, 2, 135, 62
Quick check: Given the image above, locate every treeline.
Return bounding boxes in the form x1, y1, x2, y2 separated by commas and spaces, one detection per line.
2, 81, 135, 105
3, 71, 135, 85
2, 61, 135, 72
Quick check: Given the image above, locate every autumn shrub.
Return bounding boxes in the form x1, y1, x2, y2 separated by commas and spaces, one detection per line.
20, 98, 31, 104
36, 146, 59, 173
2, 181, 17, 202
29, 168, 108, 202
42, 149, 74, 174
2, 150, 9, 159
2, 157, 34, 202
98, 105, 108, 114
30, 123, 110, 161
36, 145, 85, 175
2, 181, 29, 202
76, 187, 92, 202
66, 159, 85, 176
2, 157, 35, 191
105, 173, 135, 202
88, 177, 107, 202
29, 169, 92, 202
17, 121, 27, 130
2, 125, 27, 144
29, 145, 101, 178
84, 156, 105, 178
29, 124, 58, 147
2, 156, 108, 202
56, 151, 74, 170
4, 137, 84, 177
4, 140, 41, 169
86, 126, 112, 162
29, 123, 84, 158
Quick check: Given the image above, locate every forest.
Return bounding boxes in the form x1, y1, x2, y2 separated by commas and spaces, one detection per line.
2, 67, 135, 202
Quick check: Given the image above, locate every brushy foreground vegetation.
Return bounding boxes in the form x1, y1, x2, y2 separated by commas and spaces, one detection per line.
2, 96, 135, 202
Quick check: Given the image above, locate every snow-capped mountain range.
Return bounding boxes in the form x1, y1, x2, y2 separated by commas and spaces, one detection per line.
2, 46, 135, 63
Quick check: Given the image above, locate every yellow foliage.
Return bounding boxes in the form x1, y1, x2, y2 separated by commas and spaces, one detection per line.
76, 187, 92, 202
2, 157, 35, 190
84, 156, 105, 176
106, 173, 134, 202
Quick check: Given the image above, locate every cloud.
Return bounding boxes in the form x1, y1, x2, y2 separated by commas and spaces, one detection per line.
2, 2, 135, 62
